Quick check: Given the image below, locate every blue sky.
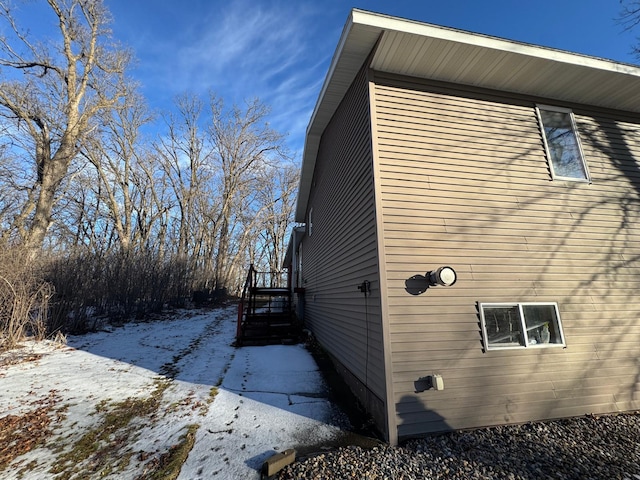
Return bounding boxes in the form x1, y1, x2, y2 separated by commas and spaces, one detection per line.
17, 1, 640, 159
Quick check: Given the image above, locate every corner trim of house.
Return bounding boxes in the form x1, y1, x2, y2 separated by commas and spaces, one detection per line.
368, 67, 398, 446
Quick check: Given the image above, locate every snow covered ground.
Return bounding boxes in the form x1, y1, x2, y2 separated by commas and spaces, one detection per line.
0, 306, 352, 479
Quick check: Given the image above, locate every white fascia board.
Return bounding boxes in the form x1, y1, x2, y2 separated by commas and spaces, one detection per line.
306, 14, 355, 139
352, 9, 640, 77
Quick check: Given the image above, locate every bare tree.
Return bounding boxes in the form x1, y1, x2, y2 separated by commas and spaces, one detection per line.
216, 163, 298, 293
126, 150, 172, 255
154, 94, 214, 278
56, 166, 110, 253
619, 0, 640, 56
0, 0, 131, 253
257, 163, 299, 276
82, 91, 152, 253
208, 96, 289, 291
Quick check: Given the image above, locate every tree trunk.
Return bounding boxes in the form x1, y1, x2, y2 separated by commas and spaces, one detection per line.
24, 143, 73, 255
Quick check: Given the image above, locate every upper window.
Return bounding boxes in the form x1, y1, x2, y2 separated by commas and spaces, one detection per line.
536, 105, 590, 182
479, 302, 566, 350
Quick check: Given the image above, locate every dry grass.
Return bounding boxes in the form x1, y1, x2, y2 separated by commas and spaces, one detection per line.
0, 390, 64, 472
49, 378, 171, 479
136, 424, 200, 480
0, 371, 203, 479
0, 246, 51, 351
41, 377, 201, 479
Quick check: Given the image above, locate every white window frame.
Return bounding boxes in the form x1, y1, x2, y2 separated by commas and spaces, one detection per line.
536, 104, 590, 183
479, 302, 566, 351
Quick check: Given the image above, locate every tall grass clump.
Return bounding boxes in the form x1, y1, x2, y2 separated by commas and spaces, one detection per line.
0, 246, 51, 351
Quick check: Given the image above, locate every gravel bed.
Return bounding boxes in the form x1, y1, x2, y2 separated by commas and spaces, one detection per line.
278, 412, 640, 479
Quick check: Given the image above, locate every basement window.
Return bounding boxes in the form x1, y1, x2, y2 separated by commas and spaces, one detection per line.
479, 302, 566, 350
536, 105, 590, 182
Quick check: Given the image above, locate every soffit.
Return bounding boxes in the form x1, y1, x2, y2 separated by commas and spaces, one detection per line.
370, 28, 640, 112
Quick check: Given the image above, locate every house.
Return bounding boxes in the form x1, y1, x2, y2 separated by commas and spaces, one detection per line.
284, 9, 640, 445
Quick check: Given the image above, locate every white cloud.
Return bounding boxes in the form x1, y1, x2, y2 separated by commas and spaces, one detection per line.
107, 0, 347, 153
149, 1, 341, 147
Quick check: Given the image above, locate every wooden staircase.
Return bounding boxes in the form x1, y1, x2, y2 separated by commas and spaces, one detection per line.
236, 265, 300, 346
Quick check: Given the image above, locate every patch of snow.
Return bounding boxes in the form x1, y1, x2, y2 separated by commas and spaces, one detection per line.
0, 306, 351, 479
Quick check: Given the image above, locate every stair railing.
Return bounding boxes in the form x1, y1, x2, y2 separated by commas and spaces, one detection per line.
236, 264, 256, 343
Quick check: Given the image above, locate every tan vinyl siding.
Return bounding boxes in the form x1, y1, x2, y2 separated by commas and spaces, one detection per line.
302, 62, 387, 428
372, 72, 640, 439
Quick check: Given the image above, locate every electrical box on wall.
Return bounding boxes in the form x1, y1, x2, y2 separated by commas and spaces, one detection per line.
414, 374, 445, 392
431, 374, 444, 390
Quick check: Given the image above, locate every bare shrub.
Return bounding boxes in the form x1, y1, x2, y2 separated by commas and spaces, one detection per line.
46, 250, 192, 333
45, 252, 103, 335
0, 246, 51, 351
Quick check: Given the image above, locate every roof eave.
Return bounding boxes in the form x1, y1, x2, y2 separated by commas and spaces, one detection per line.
295, 11, 382, 221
